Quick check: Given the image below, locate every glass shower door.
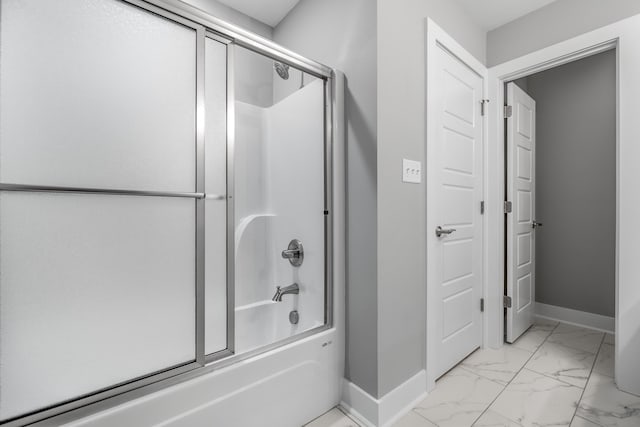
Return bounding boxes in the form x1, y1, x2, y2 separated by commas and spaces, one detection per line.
0, 0, 333, 423
0, 0, 199, 420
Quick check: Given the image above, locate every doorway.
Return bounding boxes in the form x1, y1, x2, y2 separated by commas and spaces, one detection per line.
483, 17, 640, 395
503, 49, 617, 344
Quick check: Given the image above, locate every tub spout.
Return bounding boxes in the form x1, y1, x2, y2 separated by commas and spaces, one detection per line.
272, 283, 299, 302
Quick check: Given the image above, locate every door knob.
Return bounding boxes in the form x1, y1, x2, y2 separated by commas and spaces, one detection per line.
532, 221, 543, 229
435, 226, 456, 237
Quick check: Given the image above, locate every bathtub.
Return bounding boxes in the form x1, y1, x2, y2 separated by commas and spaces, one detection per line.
53, 72, 346, 427
236, 298, 324, 354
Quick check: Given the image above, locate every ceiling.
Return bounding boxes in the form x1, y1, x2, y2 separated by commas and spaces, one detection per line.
454, 0, 559, 31
215, 0, 559, 31
215, 0, 300, 27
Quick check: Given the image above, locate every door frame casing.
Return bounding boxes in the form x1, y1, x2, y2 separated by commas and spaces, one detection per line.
487, 37, 616, 351
425, 18, 489, 391
487, 13, 640, 396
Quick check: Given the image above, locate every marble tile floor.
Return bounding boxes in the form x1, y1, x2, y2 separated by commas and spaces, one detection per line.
306, 319, 640, 427
304, 407, 364, 427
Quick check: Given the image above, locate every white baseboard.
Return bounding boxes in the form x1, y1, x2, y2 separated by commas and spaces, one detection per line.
535, 302, 615, 333
340, 370, 427, 427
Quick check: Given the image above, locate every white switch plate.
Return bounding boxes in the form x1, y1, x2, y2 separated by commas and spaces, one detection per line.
402, 159, 422, 183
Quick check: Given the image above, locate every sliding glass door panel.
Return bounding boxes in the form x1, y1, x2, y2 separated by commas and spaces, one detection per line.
0, 0, 196, 192
205, 199, 228, 354
205, 37, 229, 196
0, 192, 196, 420
204, 37, 229, 355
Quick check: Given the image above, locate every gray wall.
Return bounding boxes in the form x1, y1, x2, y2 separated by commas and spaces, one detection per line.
377, 0, 485, 397
273, 0, 379, 397
512, 77, 528, 92
275, 0, 485, 399
487, 0, 640, 66
524, 50, 616, 317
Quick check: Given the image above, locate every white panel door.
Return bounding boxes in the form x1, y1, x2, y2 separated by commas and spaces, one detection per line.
432, 45, 484, 377
506, 82, 537, 343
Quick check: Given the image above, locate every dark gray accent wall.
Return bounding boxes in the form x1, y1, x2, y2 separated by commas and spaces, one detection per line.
487, 0, 640, 66
273, 0, 379, 397
525, 50, 616, 317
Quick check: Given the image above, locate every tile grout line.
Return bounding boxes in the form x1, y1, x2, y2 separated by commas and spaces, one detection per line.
336, 405, 365, 426
408, 409, 438, 427
568, 332, 607, 427
409, 405, 438, 425
523, 329, 603, 389
469, 321, 562, 426
526, 366, 593, 389
303, 408, 334, 426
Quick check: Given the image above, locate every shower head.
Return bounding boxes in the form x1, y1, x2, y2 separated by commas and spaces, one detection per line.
274, 61, 290, 80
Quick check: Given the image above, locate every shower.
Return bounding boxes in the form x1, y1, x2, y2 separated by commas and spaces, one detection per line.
0, 0, 339, 424
274, 60, 307, 89
274, 61, 290, 79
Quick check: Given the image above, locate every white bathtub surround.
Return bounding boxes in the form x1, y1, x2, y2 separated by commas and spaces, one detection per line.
234, 79, 327, 354
59, 331, 342, 426
535, 302, 615, 334
340, 370, 427, 427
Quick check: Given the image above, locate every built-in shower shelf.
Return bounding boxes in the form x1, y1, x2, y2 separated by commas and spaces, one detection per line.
235, 213, 275, 254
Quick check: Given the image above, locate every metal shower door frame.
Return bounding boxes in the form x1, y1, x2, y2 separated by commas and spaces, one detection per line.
0, 0, 336, 425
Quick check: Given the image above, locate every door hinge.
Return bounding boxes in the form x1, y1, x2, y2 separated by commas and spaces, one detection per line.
480, 99, 490, 116
480, 201, 485, 215
504, 200, 512, 214
504, 105, 513, 118
480, 298, 485, 312
503, 295, 512, 308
